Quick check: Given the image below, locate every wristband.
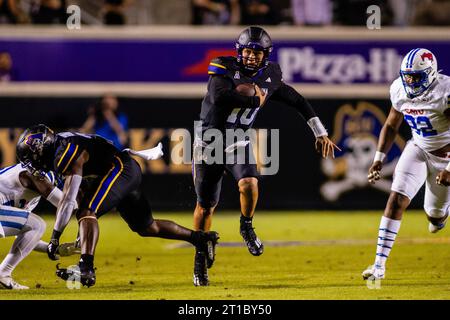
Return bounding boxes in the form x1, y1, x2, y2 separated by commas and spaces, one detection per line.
307, 117, 328, 138
374, 151, 386, 163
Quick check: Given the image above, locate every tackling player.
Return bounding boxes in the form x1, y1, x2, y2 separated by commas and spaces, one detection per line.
16, 125, 219, 287
192, 26, 340, 286
0, 164, 79, 290
363, 48, 450, 281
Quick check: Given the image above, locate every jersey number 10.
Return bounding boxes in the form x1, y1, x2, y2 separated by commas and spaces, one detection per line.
227, 108, 260, 125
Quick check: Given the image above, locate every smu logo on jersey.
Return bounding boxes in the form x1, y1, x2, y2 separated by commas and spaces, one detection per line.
320, 102, 405, 202
25, 133, 44, 153
404, 109, 425, 115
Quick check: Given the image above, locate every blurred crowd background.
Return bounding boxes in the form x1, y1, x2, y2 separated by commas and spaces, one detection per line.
0, 0, 449, 26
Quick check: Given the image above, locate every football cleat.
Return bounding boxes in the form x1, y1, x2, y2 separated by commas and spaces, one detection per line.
80, 268, 96, 288
193, 251, 209, 287
362, 264, 385, 280
204, 231, 219, 269
240, 222, 264, 256
429, 214, 448, 233
55, 263, 78, 281
0, 276, 29, 290
58, 241, 81, 257
56, 263, 96, 287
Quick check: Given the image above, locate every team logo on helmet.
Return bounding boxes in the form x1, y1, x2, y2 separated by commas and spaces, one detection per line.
420, 52, 433, 62
24, 133, 45, 154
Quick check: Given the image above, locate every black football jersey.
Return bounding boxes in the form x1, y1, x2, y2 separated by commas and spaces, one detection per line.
53, 132, 120, 177
200, 56, 283, 131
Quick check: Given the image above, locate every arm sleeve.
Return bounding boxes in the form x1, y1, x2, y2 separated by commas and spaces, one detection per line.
209, 75, 260, 109
53, 174, 82, 233
270, 82, 317, 121
46, 187, 63, 208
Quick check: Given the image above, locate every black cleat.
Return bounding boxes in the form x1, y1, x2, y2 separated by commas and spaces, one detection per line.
195, 231, 219, 269
55, 263, 77, 281
240, 222, 264, 256
205, 231, 219, 268
55, 263, 96, 287
193, 251, 209, 287
80, 268, 96, 288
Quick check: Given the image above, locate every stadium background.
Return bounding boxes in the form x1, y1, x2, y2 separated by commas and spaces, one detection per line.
2, 24, 450, 211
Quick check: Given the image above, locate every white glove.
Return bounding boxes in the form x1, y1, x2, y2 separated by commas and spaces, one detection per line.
123, 142, 164, 160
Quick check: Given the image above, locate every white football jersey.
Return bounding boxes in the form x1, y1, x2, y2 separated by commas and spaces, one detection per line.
0, 164, 55, 212
390, 74, 450, 152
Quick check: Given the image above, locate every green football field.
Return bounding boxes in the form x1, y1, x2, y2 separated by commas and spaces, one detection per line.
1, 211, 450, 300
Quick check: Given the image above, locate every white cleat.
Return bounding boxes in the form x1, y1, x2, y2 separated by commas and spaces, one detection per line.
429, 215, 448, 233
58, 241, 81, 257
0, 276, 29, 290
362, 264, 385, 280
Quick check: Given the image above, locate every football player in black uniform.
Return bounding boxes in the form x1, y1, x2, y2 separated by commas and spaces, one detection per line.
16, 125, 219, 287
192, 26, 340, 286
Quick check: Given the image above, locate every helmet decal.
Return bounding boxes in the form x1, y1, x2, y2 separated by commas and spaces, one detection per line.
24, 133, 44, 154
420, 52, 433, 62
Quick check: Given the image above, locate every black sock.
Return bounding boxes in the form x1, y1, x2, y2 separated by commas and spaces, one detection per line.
240, 214, 253, 228
79, 254, 94, 270
190, 231, 204, 247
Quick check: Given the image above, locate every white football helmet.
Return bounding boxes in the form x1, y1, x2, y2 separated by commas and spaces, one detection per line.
400, 48, 438, 98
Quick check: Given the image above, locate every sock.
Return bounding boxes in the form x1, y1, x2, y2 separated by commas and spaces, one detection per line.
374, 216, 401, 268
190, 231, 207, 252
79, 254, 94, 271
240, 214, 253, 228
0, 256, 14, 277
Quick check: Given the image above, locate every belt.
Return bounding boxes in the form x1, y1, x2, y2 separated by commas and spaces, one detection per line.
429, 144, 450, 158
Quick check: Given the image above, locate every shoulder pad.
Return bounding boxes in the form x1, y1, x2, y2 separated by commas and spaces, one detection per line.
267, 62, 282, 77
208, 56, 236, 76
54, 140, 82, 175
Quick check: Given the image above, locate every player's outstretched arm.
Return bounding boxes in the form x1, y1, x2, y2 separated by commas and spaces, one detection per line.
368, 107, 403, 184
48, 150, 88, 260
271, 83, 341, 158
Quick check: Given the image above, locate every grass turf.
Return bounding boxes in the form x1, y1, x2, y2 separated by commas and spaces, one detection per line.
1, 211, 450, 300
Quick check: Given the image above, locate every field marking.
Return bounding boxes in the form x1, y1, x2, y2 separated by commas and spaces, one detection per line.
166, 237, 450, 249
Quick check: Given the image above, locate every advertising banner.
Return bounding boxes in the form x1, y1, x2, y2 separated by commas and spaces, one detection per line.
1, 38, 449, 84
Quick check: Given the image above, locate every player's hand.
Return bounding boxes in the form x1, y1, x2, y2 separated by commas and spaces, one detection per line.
315, 136, 341, 159
47, 239, 60, 261
254, 85, 266, 107
436, 170, 450, 187
368, 161, 383, 184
